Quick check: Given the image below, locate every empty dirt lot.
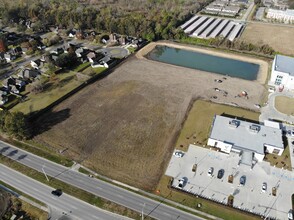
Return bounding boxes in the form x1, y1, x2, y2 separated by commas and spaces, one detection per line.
34, 43, 268, 190
240, 23, 294, 56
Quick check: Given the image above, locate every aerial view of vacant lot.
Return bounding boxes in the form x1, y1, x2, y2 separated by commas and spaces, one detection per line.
33, 43, 267, 190
240, 23, 294, 55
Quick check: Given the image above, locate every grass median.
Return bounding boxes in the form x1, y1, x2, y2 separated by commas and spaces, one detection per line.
0, 137, 73, 167
0, 155, 153, 220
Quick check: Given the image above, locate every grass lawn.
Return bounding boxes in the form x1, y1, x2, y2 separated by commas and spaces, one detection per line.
73, 62, 91, 72
264, 142, 292, 171
275, 96, 294, 116
11, 71, 84, 114
176, 100, 260, 152
82, 66, 106, 76
127, 46, 137, 53
156, 176, 260, 220
239, 23, 294, 55
14, 197, 48, 220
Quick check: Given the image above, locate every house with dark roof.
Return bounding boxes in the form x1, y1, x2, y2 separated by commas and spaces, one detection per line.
18, 69, 40, 79
31, 59, 45, 69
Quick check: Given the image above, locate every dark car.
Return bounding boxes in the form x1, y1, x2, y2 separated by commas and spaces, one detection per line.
51, 189, 62, 197
240, 175, 246, 186
217, 169, 224, 179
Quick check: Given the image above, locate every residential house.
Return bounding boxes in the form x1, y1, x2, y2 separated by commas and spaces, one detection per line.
2, 77, 16, 88
68, 30, 76, 38
0, 91, 8, 105
0, 53, 6, 63
4, 53, 16, 62
18, 69, 40, 79
11, 47, 22, 56
15, 79, 26, 88
31, 59, 45, 69
91, 56, 112, 68
51, 47, 64, 55
10, 84, 20, 94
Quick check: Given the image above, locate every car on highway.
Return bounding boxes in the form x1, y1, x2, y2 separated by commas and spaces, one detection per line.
173, 151, 184, 158
239, 175, 246, 186
51, 189, 63, 197
217, 169, 224, 179
262, 182, 267, 193
207, 167, 213, 177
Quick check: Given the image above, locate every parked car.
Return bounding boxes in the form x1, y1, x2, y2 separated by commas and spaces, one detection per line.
207, 167, 213, 177
173, 151, 184, 158
51, 189, 62, 197
288, 210, 293, 220
217, 169, 224, 179
239, 175, 246, 186
262, 182, 267, 193
178, 178, 185, 188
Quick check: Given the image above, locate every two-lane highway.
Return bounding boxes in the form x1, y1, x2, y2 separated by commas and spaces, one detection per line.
0, 141, 205, 220
0, 164, 130, 220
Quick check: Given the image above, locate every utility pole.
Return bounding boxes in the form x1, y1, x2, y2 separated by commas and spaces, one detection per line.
141, 203, 145, 220
42, 164, 49, 182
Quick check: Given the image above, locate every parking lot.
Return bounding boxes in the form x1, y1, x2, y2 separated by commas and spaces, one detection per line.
166, 145, 294, 219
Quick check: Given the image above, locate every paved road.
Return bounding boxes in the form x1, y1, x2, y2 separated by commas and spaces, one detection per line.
260, 91, 294, 124
0, 141, 205, 220
0, 164, 129, 220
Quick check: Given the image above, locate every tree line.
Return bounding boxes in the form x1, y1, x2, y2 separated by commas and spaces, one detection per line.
0, 0, 207, 41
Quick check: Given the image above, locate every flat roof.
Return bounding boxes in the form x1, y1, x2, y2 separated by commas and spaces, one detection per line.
210, 115, 284, 154
274, 54, 294, 76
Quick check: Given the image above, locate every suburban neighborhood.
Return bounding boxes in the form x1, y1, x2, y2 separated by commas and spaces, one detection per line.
0, 0, 294, 220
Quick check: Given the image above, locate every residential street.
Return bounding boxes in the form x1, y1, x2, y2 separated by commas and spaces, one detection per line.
0, 141, 206, 220
0, 164, 129, 220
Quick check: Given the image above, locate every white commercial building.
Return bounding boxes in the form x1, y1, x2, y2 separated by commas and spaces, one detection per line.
207, 115, 284, 164
266, 8, 294, 23
269, 55, 294, 90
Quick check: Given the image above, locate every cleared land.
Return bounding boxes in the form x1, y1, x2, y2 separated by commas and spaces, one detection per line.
176, 100, 260, 152
33, 43, 267, 190
275, 96, 294, 116
240, 23, 294, 56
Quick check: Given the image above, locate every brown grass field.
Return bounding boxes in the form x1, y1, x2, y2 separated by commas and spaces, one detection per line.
240, 23, 294, 56
275, 96, 294, 116
33, 48, 267, 190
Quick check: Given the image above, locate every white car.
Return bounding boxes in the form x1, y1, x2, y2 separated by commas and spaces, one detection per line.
173, 151, 184, 158
262, 182, 267, 193
178, 178, 185, 188
207, 167, 213, 176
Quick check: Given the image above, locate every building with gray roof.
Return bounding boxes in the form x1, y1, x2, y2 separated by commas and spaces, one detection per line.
269, 54, 294, 90
207, 115, 284, 163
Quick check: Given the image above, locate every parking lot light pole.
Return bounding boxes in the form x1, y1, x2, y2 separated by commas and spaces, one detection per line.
141, 203, 145, 220
42, 164, 49, 182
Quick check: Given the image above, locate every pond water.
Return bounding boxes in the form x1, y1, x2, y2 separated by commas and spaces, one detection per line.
147, 46, 259, 80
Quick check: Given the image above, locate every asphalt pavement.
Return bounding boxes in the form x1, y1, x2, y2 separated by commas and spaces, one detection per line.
0, 141, 205, 220
0, 164, 129, 220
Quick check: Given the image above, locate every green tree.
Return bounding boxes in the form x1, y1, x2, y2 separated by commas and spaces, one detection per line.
4, 112, 30, 139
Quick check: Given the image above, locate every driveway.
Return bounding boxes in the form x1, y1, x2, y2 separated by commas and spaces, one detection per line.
260, 91, 294, 124
166, 145, 294, 220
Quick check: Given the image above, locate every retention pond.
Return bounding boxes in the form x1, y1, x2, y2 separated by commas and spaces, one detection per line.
147, 46, 259, 80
